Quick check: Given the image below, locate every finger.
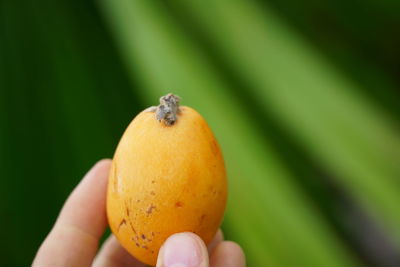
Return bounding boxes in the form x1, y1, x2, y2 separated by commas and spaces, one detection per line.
93, 235, 145, 267
33, 159, 111, 267
207, 229, 224, 254
156, 232, 209, 267
210, 241, 246, 267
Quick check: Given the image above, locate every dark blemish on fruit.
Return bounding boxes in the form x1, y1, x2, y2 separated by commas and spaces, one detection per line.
126, 207, 130, 216
128, 219, 137, 234
136, 199, 141, 203
151, 250, 155, 254
141, 234, 146, 240
210, 139, 219, 155
175, 201, 183, 208
150, 191, 156, 195
117, 219, 126, 232
135, 242, 140, 247
200, 214, 206, 223
151, 232, 155, 236
146, 204, 156, 215
142, 245, 148, 250
151, 180, 155, 184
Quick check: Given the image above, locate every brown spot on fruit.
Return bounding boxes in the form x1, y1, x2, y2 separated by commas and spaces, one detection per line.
128, 219, 137, 234
175, 201, 183, 208
141, 234, 146, 240
210, 139, 219, 155
146, 204, 156, 215
135, 242, 140, 247
150, 191, 155, 196
142, 245, 149, 250
117, 219, 126, 232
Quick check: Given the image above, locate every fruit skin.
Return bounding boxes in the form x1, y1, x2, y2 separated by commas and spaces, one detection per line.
107, 106, 227, 266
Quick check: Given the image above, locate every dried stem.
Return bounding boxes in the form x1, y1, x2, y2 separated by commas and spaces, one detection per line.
146, 93, 181, 126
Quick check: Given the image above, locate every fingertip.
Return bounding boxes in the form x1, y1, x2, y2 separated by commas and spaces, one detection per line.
208, 229, 224, 254
74, 159, 111, 190
219, 240, 242, 250
221, 241, 245, 257
90, 159, 112, 177
210, 241, 245, 267
57, 159, 112, 236
95, 158, 112, 167
33, 159, 113, 267
157, 232, 209, 267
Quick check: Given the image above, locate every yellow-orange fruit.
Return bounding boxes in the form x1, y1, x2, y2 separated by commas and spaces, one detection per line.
107, 97, 227, 266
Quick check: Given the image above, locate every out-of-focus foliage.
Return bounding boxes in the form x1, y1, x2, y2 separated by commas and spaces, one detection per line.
0, 0, 399, 266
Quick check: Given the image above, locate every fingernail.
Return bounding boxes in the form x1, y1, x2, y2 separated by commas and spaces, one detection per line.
163, 233, 202, 267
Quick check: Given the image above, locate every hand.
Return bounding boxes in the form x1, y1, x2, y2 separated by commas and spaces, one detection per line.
33, 159, 245, 267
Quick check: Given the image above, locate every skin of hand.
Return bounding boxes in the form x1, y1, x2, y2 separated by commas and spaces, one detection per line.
33, 159, 246, 267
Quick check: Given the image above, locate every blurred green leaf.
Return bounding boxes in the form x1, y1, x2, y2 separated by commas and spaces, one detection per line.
0, 0, 142, 265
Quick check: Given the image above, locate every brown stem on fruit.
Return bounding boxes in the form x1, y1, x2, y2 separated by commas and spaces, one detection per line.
146, 93, 181, 126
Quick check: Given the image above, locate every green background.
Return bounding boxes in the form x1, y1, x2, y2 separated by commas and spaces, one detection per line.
1, 0, 400, 266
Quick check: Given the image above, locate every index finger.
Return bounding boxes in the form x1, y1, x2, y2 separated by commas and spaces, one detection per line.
33, 159, 111, 267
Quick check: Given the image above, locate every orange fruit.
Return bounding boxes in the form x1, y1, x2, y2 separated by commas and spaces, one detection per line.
107, 94, 227, 266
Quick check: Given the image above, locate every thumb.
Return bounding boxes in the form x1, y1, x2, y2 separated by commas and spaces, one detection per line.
156, 232, 209, 267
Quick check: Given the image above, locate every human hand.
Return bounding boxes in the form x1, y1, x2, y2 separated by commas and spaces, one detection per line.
33, 159, 245, 267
